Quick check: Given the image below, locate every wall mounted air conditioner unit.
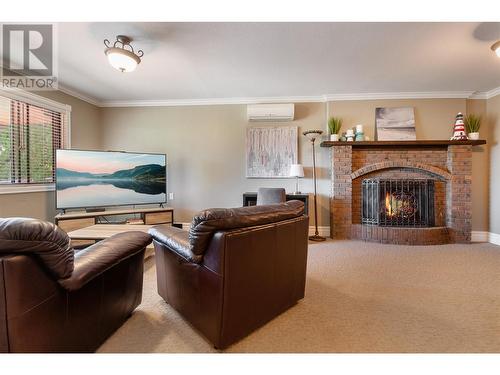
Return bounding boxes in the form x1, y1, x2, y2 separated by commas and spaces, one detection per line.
247, 103, 295, 122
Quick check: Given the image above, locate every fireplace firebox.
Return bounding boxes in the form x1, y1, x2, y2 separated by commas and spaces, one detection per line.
362, 179, 435, 227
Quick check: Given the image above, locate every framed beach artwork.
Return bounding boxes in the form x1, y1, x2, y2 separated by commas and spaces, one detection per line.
375, 107, 416, 141
246, 126, 298, 178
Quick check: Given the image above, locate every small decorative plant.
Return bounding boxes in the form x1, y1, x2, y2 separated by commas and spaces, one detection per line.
328, 117, 343, 141
464, 114, 481, 140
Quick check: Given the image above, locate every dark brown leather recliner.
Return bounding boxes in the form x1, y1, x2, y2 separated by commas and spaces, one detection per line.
149, 200, 309, 349
0, 217, 152, 353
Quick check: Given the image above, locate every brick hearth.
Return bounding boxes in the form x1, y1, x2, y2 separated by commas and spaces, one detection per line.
321, 141, 482, 245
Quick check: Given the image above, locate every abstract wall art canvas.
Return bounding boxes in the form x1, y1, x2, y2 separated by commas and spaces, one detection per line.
246, 126, 298, 178
375, 107, 416, 141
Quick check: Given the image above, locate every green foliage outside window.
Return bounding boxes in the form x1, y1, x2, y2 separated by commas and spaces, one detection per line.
0, 99, 63, 184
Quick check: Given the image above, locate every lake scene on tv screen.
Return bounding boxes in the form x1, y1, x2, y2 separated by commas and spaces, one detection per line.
56, 150, 166, 209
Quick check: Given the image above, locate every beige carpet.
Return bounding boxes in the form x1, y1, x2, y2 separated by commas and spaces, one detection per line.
98, 240, 500, 353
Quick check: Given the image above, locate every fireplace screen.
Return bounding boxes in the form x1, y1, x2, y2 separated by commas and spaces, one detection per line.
362, 179, 435, 227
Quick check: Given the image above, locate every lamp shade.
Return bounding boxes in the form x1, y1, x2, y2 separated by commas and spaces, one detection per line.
106, 47, 140, 72
302, 129, 323, 141
290, 164, 304, 178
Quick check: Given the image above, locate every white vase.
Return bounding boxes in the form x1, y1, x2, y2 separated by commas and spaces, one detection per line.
468, 132, 480, 140
330, 134, 339, 142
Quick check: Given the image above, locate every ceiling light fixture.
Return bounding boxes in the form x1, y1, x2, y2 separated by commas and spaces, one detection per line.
492, 41, 500, 58
104, 35, 144, 72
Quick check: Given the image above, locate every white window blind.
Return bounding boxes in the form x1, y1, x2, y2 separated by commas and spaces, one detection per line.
0, 94, 67, 185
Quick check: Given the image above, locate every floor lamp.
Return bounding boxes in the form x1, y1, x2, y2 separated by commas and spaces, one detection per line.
303, 130, 326, 242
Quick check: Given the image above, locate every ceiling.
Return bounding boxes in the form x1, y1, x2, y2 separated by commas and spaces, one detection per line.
53, 22, 500, 105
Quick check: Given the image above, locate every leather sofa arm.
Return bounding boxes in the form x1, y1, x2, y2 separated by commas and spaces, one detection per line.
0, 217, 74, 279
58, 231, 152, 291
149, 225, 202, 263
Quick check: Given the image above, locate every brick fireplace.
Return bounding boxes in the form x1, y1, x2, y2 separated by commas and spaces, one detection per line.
321, 140, 485, 245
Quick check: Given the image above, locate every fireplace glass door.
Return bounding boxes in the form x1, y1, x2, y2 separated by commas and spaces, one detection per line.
362, 179, 435, 227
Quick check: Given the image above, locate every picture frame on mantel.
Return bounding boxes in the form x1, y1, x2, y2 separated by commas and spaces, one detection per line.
246, 126, 298, 178
375, 107, 416, 141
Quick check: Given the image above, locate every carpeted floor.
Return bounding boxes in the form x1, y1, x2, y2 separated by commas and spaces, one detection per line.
98, 240, 500, 353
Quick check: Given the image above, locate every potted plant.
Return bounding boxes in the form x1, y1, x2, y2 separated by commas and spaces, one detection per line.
328, 117, 342, 141
465, 114, 481, 140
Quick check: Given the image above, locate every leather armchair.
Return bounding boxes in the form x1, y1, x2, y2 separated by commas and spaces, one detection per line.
149, 200, 309, 349
0, 217, 152, 353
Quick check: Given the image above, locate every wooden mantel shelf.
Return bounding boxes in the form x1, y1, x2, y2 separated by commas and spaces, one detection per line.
320, 140, 486, 148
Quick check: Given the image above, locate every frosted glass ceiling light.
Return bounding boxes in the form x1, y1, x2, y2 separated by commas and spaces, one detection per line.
104, 35, 144, 73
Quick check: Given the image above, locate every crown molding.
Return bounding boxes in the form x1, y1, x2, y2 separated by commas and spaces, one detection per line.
99, 91, 493, 107
98, 95, 326, 107
99, 91, 480, 107
486, 86, 500, 99
53, 85, 500, 108
469, 92, 489, 99
469, 86, 500, 100
0, 87, 72, 113
324, 91, 477, 101
58, 84, 101, 107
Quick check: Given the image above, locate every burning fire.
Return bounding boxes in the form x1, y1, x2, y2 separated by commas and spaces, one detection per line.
385, 192, 394, 217
384, 192, 417, 219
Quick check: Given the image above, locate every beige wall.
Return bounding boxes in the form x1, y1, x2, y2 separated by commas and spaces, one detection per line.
100, 98, 492, 230
0, 91, 496, 234
487, 94, 500, 235
0, 90, 101, 222
328, 98, 490, 232
466, 99, 489, 233
328, 99, 466, 141
99, 103, 331, 226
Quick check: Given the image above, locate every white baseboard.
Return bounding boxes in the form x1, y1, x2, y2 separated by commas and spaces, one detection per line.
489, 232, 500, 246
471, 231, 489, 242
471, 231, 500, 246
309, 226, 331, 237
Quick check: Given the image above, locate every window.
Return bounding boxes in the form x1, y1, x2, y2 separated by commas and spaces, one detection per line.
0, 91, 69, 188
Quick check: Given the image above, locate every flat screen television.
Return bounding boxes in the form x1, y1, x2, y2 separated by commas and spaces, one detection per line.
56, 149, 167, 210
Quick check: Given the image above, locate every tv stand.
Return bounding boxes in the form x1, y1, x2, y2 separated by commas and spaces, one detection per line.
86, 207, 106, 213
55, 206, 174, 247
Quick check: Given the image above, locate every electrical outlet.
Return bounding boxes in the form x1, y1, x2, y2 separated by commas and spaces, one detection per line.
169, 192, 174, 200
